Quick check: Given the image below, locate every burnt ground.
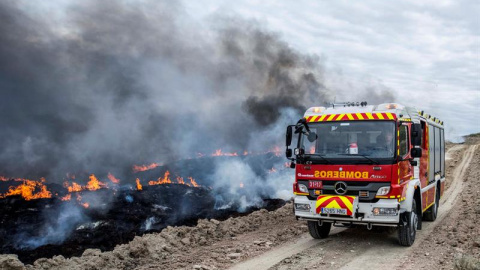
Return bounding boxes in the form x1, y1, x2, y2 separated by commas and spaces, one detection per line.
0, 141, 479, 270
0, 152, 286, 265
0, 184, 285, 266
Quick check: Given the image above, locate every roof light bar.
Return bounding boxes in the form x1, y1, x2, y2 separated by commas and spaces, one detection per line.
329, 101, 368, 108
418, 111, 443, 126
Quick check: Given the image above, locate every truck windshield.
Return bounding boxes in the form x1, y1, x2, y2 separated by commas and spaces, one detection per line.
301, 121, 396, 159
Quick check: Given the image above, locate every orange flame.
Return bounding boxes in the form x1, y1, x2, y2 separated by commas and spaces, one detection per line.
107, 173, 120, 184
176, 176, 185, 185
0, 178, 52, 200
284, 162, 290, 168
85, 174, 107, 191
212, 149, 238, 157
148, 171, 172, 185
81, 202, 89, 208
271, 146, 281, 157
61, 194, 72, 201
64, 181, 83, 193
0, 176, 9, 181
132, 163, 162, 173
188, 177, 199, 187
136, 178, 143, 190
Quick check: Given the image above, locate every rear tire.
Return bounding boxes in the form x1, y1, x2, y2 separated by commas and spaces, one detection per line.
398, 199, 418, 246
424, 186, 439, 221
308, 221, 331, 239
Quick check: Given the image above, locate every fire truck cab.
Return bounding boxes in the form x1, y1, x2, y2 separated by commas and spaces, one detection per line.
286, 102, 445, 246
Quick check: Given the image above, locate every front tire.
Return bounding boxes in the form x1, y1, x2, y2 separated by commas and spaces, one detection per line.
398, 199, 418, 246
308, 221, 331, 239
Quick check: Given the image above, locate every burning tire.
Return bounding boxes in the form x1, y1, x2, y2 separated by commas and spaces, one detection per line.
307, 221, 331, 239
398, 199, 418, 246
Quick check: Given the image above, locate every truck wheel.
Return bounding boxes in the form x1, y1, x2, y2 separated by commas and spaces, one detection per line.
398, 199, 418, 246
307, 221, 331, 239
424, 186, 439, 221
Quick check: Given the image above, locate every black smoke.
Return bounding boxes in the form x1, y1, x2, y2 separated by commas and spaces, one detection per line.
0, 0, 334, 182
0, 1, 395, 183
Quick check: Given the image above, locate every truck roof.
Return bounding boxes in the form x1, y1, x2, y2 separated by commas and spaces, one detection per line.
303, 103, 443, 128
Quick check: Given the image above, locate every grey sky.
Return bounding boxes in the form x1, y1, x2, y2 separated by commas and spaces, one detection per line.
185, 0, 479, 141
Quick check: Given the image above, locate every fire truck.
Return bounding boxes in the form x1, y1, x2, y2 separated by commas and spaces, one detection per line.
285, 102, 445, 246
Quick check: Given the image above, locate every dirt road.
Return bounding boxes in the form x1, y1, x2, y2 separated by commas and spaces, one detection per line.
230, 144, 479, 270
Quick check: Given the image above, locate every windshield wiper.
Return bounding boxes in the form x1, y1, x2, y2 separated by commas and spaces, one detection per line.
304, 154, 332, 164
336, 153, 379, 165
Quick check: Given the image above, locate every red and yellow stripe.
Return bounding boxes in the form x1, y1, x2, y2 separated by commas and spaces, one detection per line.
316, 195, 356, 216
306, 113, 396, 123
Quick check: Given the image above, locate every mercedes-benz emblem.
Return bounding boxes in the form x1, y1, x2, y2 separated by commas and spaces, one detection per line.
334, 181, 347, 195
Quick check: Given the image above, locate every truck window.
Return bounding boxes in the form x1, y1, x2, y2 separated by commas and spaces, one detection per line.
300, 121, 396, 159
399, 125, 409, 157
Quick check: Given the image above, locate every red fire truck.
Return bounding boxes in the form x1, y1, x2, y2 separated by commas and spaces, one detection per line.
286, 102, 445, 246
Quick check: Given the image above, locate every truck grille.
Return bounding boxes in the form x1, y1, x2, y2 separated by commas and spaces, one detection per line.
298, 180, 388, 202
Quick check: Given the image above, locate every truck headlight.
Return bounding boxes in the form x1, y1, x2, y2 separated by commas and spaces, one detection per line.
295, 203, 311, 211
298, 184, 308, 193
372, 207, 398, 216
376, 186, 390, 196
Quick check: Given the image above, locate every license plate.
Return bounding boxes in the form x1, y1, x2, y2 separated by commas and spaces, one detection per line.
321, 208, 347, 215
308, 181, 322, 189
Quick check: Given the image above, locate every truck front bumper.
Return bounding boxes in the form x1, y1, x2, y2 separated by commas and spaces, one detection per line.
294, 195, 400, 226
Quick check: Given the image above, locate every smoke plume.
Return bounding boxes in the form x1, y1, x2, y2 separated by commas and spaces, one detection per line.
0, 0, 400, 249
0, 0, 338, 182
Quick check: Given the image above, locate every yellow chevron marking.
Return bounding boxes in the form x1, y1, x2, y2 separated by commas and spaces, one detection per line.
356, 113, 364, 120
376, 113, 385, 120
327, 114, 336, 121
339, 196, 353, 208
316, 196, 331, 206
347, 113, 354, 120
365, 113, 374, 119
325, 200, 342, 209
318, 114, 327, 122
386, 113, 394, 120
336, 114, 345, 121
310, 115, 318, 122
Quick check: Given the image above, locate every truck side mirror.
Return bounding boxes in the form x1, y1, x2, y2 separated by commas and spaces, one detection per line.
286, 126, 293, 147
286, 148, 292, 158
307, 131, 317, 143
411, 123, 422, 146
411, 147, 422, 158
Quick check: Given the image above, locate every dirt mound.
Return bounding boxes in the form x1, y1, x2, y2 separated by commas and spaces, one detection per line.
0, 201, 300, 269
0, 255, 25, 270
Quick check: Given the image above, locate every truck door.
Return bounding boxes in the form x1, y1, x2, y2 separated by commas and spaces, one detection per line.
419, 120, 428, 189
398, 123, 413, 184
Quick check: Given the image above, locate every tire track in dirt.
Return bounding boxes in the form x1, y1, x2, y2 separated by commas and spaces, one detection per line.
339, 144, 477, 269
229, 144, 478, 270
228, 228, 347, 270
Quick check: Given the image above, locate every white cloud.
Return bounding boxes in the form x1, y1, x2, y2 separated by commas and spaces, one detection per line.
185, 0, 480, 138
